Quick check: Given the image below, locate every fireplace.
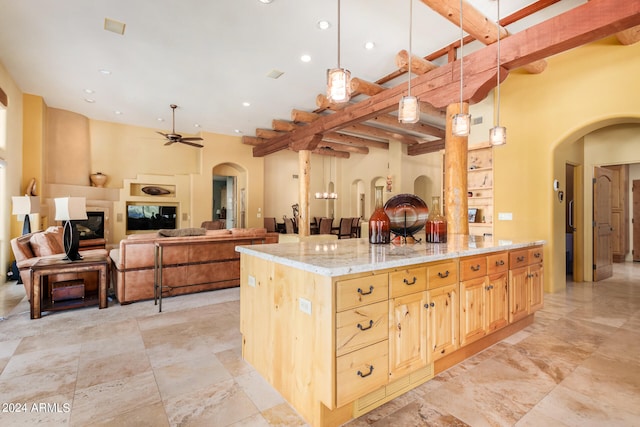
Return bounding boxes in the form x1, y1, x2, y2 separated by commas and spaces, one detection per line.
76, 211, 105, 240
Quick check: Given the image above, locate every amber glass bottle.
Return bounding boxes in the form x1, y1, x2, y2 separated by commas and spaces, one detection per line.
369, 187, 391, 244
426, 196, 447, 243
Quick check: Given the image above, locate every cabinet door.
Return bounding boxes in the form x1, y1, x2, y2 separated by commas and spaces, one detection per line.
509, 266, 530, 323
486, 272, 509, 333
426, 283, 459, 361
459, 276, 487, 346
529, 263, 544, 312
389, 291, 428, 379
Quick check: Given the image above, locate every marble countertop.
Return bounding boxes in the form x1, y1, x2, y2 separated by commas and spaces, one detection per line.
236, 234, 545, 277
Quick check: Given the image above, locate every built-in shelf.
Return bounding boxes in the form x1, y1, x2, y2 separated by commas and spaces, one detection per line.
468, 144, 494, 236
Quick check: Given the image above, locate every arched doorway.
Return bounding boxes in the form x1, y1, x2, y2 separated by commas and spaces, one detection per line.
212, 162, 247, 229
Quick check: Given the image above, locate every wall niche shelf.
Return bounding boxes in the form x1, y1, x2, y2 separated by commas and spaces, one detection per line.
468, 144, 494, 236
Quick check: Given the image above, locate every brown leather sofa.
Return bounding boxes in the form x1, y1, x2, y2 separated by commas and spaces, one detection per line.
10, 226, 109, 300
109, 228, 279, 304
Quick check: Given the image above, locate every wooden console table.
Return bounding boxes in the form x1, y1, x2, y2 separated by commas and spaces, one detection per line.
29, 255, 109, 319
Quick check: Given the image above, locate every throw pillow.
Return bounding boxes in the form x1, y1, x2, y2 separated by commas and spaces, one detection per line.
30, 231, 64, 257
158, 228, 206, 237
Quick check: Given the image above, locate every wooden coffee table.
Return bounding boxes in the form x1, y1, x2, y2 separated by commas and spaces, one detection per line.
29, 255, 109, 319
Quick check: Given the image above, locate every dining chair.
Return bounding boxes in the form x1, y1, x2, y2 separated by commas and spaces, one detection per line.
351, 217, 361, 238
336, 218, 353, 239
318, 217, 333, 234
284, 217, 295, 234
264, 217, 277, 233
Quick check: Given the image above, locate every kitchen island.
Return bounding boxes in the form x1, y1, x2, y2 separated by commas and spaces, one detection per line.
236, 235, 544, 427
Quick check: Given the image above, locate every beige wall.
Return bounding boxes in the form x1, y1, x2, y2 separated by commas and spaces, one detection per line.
495, 36, 640, 293
0, 62, 24, 274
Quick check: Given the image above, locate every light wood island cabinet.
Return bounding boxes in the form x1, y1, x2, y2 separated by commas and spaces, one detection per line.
237, 237, 544, 427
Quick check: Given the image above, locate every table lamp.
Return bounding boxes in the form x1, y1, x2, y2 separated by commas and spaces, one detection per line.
12, 195, 40, 235
54, 197, 88, 261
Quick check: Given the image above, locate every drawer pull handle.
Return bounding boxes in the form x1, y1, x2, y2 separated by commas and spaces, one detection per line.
438, 271, 450, 279
471, 264, 481, 272
357, 286, 374, 296
517, 256, 525, 262
403, 276, 417, 285
357, 365, 374, 378
534, 252, 541, 258
357, 320, 374, 331
496, 260, 505, 266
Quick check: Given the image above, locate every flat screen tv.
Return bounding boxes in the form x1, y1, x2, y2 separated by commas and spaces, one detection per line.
127, 203, 177, 231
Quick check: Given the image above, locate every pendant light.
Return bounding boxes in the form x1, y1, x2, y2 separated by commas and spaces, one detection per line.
490, 0, 506, 146
315, 155, 338, 199
326, 0, 351, 103
398, 0, 419, 124
452, 0, 471, 136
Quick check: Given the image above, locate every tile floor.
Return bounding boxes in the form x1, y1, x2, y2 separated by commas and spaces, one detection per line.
0, 263, 638, 426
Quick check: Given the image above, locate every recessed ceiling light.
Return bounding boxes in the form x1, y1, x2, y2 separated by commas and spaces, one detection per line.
364, 41, 376, 50
300, 54, 311, 63
84, 89, 94, 94
317, 20, 331, 30
114, 110, 122, 115
84, 98, 95, 103
266, 69, 284, 79
242, 102, 251, 107
99, 69, 111, 75
194, 123, 201, 128
234, 129, 243, 134
258, 0, 273, 4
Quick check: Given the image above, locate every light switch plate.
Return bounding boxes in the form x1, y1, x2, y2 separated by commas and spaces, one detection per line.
498, 212, 513, 221
299, 297, 312, 315
248, 275, 256, 287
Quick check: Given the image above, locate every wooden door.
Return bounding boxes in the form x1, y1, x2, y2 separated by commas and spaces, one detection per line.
388, 292, 428, 379
459, 276, 487, 346
486, 272, 509, 333
593, 167, 613, 281
634, 180, 640, 262
426, 283, 459, 361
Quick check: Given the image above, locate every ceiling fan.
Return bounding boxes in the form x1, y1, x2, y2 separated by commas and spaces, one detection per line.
157, 104, 204, 148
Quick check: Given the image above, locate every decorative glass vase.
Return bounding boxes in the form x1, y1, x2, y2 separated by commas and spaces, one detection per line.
369, 187, 391, 244
426, 196, 447, 243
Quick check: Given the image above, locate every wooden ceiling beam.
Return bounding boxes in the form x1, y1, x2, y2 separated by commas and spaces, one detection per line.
420, 0, 547, 74
616, 24, 640, 44
253, 0, 640, 157
312, 147, 350, 158
340, 123, 423, 145
291, 109, 321, 123
256, 128, 285, 139
407, 139, 445, 156
395, 50, 438, 74
242, 136, 265, 146
323, 132, 389, 150
272, 119, 298, 132
318, 140, 369, 155
350, 78, 386, 96
369, 114, 446, 139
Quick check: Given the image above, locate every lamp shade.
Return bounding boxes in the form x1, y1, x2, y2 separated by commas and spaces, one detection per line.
452, 113, 471, 137
398, 96, 420, 123
490, 126, 507, 146
326, 67, 351, 103
54, 197, 88, 221
12, 196, 40, 215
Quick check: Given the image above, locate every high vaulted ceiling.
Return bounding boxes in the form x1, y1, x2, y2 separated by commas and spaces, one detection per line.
1, 0, 638, 158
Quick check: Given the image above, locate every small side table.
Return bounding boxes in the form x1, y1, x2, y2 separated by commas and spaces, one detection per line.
29, 255, 109, 319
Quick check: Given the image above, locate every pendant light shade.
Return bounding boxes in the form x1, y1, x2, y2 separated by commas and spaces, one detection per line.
327, 68, 351, 103
398, 96, 419, 123
326, 0, 351, 103
490, 0, 506, 146
452, 0, 471, 137
489, 125, 506, 145
452, 113, 471, 136
398, 0, 420, 124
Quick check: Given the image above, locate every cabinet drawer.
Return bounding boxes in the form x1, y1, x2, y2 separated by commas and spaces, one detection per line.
460, 256, 487, 281
509, 249, 529, 269
487, 252, 508, 275
389, 267, 426, 298
336, 274, 389, 311
528, 246, 543, 265
426, 260, 458, 289
336, 301, 389, 357
336, 340, 389, 407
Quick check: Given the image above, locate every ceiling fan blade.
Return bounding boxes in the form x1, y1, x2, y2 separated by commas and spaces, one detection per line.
179, 140, 204, 148
179, 137, 204, 142
157, 131, 169, 137
164, 141, 175, 146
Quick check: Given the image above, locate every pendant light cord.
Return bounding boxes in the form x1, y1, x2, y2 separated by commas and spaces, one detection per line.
408, 0, 413, 97
459, 0, 464, 109
337, 0, 341, 69
496, 0, 501, 126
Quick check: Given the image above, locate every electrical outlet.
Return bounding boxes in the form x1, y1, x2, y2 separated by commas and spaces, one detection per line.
248, 275, 256, 287
299, 297, 312, 315
498, 212, 513, 221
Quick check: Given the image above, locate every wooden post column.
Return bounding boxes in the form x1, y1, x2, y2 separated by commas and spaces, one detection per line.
298, 149, 311, 237
444, 102, 469, 236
